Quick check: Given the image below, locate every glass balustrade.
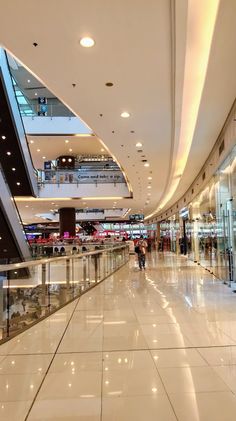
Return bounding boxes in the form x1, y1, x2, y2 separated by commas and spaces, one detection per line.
37, 169, 125, 185
0, 244, 129, 342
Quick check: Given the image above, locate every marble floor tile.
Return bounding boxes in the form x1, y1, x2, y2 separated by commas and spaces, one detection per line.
0, 354, 52, 374
103, 322, 147, 351
144, 332, 192, 349
151, 348, 207, 368
169, 392, 236, 421
102, 395, 177, 421
102, 350, 165, 397
58, 323, 103, 353
0, 372, 44, 402
49, 352, 102, 373
213, 365, 236, 392
27, 398, 101, 420
198, 346, 236, 366
158, 366, 230, 393
0, 400, 32, 421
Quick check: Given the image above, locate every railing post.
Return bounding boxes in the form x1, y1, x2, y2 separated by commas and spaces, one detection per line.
47, 262, 51, 311
41, 263, 47, 308
6, 268, 10, 338
71, 258, 75, 297
66, 258, 70, 287
94, 255, 98, 283
83, 256, 87, 283
87, 256, 90, 283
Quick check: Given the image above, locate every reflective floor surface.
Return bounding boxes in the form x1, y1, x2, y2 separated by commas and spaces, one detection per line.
1, 252, 236, 420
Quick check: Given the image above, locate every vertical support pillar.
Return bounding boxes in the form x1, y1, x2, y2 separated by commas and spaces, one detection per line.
59, 208, 76, 238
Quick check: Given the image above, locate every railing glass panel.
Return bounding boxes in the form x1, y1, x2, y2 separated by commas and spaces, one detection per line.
0, 244, 129, 342
37, 169, 125, 185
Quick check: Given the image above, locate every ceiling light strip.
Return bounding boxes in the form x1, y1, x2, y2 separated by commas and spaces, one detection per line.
145, 0, 220, 220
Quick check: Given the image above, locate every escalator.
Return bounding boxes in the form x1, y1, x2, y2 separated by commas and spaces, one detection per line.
0, 49, 38, 262
0, 169, 31, 263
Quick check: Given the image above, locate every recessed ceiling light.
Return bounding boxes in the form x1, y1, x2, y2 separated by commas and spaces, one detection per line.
136, 142, 142, 147
65, 140, 69, 143
16, 182, 21, 186
6, 151, 11, 156
148, 176, 152, 180
37, 149, 40, 152
12, 168, 16, 171
35, 92, 38, 96
25, 205, 29, 208
121, 111, 130, 118
147, 185, 152, 189
69, 148, 73, 152
101, 148, 105, 152
1, 135, 6, 140
42, 156, 46, 159
27, 79, 31, 83
144, 162, 150, 167
30, 140, 34, 144
80, 37, 95, 48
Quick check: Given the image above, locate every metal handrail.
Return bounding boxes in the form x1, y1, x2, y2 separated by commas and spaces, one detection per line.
0, 244, 127, 272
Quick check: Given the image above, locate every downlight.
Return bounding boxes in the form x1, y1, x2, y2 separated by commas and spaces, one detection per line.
121, 112, 130, 118
80, 37, 95, 48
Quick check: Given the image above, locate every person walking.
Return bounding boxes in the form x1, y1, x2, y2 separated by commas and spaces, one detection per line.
136, 235, 147, 270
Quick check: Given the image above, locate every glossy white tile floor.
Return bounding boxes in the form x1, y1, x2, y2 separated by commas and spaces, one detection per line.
1, 252, 236, 420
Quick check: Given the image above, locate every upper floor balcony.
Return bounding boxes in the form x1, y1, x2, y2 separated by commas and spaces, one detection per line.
37, 161, 130, 199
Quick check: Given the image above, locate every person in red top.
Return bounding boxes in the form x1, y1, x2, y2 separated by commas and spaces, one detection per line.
137, 235, 148, 270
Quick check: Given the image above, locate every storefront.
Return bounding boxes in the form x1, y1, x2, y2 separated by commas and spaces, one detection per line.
175, 145, 236, 284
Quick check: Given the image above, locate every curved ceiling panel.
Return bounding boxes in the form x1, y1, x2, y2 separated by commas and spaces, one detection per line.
0, 0, 235, 220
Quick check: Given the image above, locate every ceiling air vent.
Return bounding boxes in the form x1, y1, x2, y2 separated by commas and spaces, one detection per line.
219, 139, 225, 156
141, 159, 147, 162
202, 172, 206, 181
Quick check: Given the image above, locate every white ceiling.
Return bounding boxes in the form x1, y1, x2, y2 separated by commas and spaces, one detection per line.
28, 135, 104, 168
0, 0, 236, 224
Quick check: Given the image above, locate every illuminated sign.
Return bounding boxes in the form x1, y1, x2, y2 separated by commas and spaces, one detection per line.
129, 214, 144, 221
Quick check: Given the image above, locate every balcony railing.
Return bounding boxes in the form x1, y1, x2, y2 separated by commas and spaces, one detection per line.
37, 169, 126, 186
0, 244, 129, 343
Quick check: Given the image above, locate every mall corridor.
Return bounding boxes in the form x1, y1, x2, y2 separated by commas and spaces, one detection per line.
1, 253, 236, 420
